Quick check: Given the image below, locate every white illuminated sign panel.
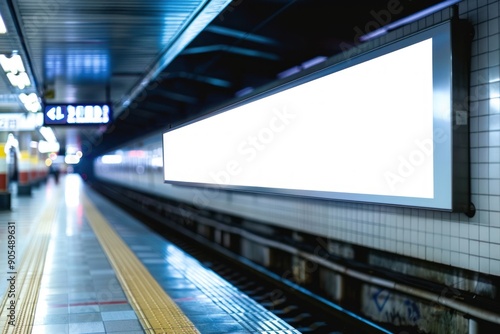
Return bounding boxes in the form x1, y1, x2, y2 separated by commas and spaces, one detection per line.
163, 21, 471, 212
44, 104, 111, 125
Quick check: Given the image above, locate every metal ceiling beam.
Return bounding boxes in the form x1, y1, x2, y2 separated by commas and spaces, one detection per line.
139, 101, 180, 114
121, 110, 158, 120
205, 25, 278, 45
5, 0, 39, 95
154, 89, 198, 104
116, 0, 233, 118
181, 44, 280, 61
162, 71, 232, 88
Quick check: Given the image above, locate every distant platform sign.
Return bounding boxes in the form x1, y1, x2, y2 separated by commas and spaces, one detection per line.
0, 112, 43, 131
44, 104, 111, 125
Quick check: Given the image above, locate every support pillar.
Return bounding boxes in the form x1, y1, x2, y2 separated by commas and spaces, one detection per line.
18, 133, 32, 196
30, 144, 39, 188
469, 319, 478, 334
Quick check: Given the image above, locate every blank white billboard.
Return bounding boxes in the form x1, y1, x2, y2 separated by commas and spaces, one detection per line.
163, 21, 470, 212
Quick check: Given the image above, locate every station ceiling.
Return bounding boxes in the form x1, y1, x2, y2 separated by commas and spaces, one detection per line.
0, 0, 447, 158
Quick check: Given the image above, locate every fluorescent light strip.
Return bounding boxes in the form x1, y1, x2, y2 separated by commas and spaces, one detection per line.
38, 141, 60, 154
1, 54, 32, 90
359, 0, 461, 42
101, 155, 123, 164
8, 72, 31, 89
0, 54, 26, 74
19, 93, 40, 112
0, 14, 7, 34
65, 155, 80, 165
39, 126, 58, 143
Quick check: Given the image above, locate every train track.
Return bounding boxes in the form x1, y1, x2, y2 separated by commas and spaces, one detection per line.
166, 234, 348, 334
92, 182, 391, 334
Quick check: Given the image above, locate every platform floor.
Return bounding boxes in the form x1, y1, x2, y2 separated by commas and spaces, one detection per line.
0, 174, 299, 334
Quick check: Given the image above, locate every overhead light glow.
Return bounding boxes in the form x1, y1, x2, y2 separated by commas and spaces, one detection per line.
8, 72, 31, 89
0, 14, 7, 34
151, 157, 163, 167
235, 87, 254, 97
0, 54, 25, 74
359, 0, 461, 42
1, 53, 31, 90
38, 140, 60, 154
65, 155, 80, 165
101, 154, 122, 164
19, 93, 40, 112
66, 146, 79, 155
39, 126, 57, 142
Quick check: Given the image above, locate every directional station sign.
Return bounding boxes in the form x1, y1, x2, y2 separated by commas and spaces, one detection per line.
44, 104, 111, 125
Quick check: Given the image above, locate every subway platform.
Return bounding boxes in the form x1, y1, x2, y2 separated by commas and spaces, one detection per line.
0, 174, 300, 333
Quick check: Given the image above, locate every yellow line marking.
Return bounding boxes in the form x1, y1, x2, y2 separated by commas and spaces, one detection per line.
82, 193, 200, 333
0, 188, 61, 334
0, 144, 6, 158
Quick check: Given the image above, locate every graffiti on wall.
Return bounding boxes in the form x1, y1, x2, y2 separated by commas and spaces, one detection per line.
369, 287, 421, 325
361, 285, 468, 334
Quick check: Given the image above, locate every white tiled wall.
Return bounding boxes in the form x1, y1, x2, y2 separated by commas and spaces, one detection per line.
96, 0, 500, 277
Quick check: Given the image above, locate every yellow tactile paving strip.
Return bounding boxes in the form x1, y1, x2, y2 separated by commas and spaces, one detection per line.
0, 188, 61, 334
81, 193, 200, 334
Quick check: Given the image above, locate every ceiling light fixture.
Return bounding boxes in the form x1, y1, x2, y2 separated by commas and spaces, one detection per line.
0, 53, 31, 89
65, 154, 80, 165
19, 92, 41, 112
8, 72, 30, 89
39, 141, 60, 154
0, 14, 7, 34
39, 126, 58, 143
0, 54, 25, 73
